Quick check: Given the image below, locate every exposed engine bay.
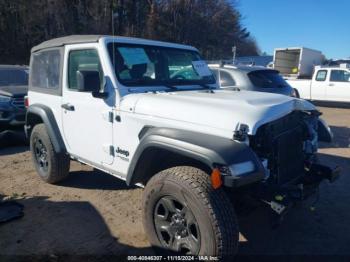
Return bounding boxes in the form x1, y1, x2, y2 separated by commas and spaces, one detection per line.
245, 110, 340, 219
250, 110, 320, 185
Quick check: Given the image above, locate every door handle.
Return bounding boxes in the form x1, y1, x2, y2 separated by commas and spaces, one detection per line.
329, 83, 335, 87
61, 103, 75, 111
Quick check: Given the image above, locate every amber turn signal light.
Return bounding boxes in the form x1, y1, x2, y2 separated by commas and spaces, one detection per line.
211, 168, 223, 189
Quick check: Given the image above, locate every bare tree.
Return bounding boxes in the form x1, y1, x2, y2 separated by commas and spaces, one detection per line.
0, 0, 259, 64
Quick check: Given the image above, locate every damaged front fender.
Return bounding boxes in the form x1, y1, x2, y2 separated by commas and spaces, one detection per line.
317, 118, 333, 143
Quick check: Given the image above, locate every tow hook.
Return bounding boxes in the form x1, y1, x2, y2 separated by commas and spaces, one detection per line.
262, 198, 290, 228
262, 200, 286, 215
262, 188, 302, 216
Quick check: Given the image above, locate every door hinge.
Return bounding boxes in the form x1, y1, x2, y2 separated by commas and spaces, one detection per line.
108, 112, 114, 123
109, 145, 115, 156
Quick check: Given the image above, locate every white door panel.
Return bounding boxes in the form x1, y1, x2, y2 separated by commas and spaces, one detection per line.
311, 69, 328, 101
61, 46, 114, 165
326, 70, 350, 102
62, 91, 114, 164
326, 82, 350, 102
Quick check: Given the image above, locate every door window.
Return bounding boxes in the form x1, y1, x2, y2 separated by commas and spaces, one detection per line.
330, 70, 350, 82
68, 49, 103, 90
220, 70, 236, 87
315, 70, 327, 81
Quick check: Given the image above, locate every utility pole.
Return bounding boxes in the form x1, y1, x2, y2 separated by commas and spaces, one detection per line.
232, 46, 237, 65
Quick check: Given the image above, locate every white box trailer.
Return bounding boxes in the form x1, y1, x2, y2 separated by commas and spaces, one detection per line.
273, 47, 324, 78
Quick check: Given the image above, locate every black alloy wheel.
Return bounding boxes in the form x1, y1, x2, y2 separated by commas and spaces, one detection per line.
154, 195, 201, 254
33, 137, 49, 172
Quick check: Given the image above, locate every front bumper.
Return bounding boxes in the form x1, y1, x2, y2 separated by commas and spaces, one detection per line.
251, 163, 340, 217
305, 163, 341, 184
0, 108, 26, 129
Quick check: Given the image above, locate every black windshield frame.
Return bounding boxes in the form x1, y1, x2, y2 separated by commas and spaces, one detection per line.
107, 43, 216, 87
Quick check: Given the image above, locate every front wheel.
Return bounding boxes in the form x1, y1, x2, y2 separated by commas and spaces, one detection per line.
142, 166, 239, 257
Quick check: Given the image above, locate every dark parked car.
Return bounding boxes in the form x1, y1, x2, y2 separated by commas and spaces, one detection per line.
0, 65, 28, 131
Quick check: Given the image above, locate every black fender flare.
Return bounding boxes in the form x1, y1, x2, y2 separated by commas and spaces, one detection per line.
25, 104, 66, 153
126, 127, 265, 186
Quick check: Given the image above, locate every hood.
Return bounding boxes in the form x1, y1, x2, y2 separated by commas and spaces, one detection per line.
124, 89, 316, 135
0, 85, 28, 97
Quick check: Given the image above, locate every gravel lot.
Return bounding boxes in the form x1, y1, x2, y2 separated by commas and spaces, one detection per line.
0, 106, 349, 260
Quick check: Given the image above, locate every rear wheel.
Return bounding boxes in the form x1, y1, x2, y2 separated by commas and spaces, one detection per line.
30, 124, 70, 184
142, 166, 239, 257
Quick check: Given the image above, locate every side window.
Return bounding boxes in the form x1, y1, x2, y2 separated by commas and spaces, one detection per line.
220, 70, 236, 87
330, 70, 350, 82
315, 70, 327, 81
346, 71, 350, 82
68, 49, 103, 90
31, 50, 61, 89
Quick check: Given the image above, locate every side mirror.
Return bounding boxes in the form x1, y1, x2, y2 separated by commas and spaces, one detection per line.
76, 70, 108, 99
77, 70, 100, 92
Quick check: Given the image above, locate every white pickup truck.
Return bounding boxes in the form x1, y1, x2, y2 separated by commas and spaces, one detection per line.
287, 64, 350, 103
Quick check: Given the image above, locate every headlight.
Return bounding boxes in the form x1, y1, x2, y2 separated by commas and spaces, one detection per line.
229, 161, 255, 176
0, 95, 11, 104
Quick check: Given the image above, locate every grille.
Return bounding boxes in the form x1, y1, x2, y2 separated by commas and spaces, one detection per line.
11, 97, 25, 109
271, 127, 304, 184
251, 112, 306, 185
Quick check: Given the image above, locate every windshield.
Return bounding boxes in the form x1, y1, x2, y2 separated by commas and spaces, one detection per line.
107, 43, 215, 87
248, 70, 290, 88
0, 68, 28, 86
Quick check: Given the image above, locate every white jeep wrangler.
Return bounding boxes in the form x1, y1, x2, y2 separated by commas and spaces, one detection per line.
25, 35, 338, 257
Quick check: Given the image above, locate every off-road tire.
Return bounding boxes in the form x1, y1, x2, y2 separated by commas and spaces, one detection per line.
142, 166, 239, 258
30, 124, 70, 184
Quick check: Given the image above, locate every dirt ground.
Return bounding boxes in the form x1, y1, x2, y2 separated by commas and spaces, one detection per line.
0, 106, 349, 260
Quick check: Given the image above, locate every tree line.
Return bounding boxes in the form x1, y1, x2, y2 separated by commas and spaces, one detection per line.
0, 0, 259, 64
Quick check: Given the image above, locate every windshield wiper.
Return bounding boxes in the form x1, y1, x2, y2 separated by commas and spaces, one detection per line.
123, 79, 214, 92
197, 83, 211, 89
163, 83, 178, 90
124, 79, 179, 91
226, 86, 241, 91
195, 83, 217, 91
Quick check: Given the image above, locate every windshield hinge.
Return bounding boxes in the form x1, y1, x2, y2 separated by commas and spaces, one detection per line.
109, 145, 115, 156
108, 112, 114, 123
